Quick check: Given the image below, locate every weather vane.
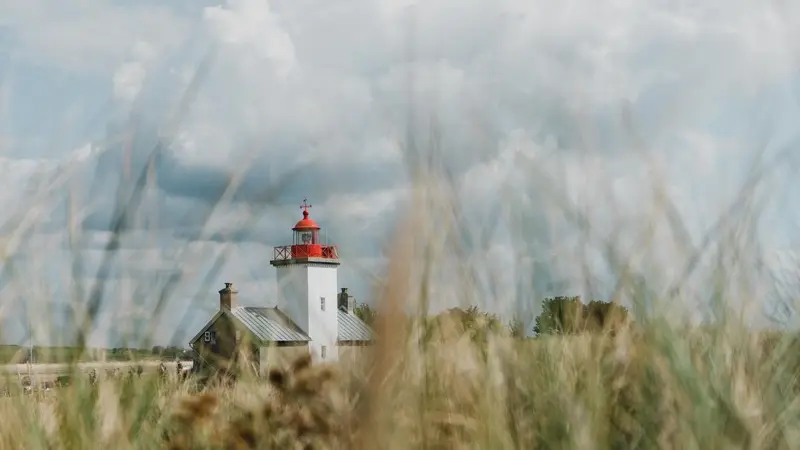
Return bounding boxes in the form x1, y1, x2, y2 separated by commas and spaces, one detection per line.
300, 198, 312, 213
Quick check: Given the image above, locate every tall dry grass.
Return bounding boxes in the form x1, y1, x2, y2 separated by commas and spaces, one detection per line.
4, 169, 800, 449
1, 122, 799, 450
3, 9, 800, 450
2, 118, 800, 449
3, 322, 800, 448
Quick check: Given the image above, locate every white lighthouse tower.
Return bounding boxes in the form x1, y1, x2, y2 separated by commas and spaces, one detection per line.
270, 199, 341, 362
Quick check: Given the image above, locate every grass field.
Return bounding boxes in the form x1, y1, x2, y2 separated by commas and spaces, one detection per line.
0, 166, 793, 449
0, 134, 794, 449
0, 360, 191, 375
2, 2, 798, 448
0, 361, 192, 376
0, 361, 193, 387
0, 324, 798, 449
0, 346, 189, 365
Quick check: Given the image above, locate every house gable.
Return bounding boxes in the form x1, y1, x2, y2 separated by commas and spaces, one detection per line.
189, 310, 226, 347
189, 310, 247, 370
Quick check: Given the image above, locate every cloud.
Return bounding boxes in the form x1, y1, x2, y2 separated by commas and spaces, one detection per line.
0, 0, 800, 344
113, 40, 157, 103
203, 0, 297, 77
0, 1, 193, 73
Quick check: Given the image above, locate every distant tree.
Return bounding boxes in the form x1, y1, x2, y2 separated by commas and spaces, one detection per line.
533, 296, 584, 336
429, 306, 504, 344
353, 302, 377, 327
584, 300, 630, 333
533, 296, 630, 336
157, 346, 185, 360
462, 306, 503, 334
151, 345, 164, 356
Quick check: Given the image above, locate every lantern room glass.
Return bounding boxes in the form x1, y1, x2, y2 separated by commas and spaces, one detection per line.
295, 229, 319, 245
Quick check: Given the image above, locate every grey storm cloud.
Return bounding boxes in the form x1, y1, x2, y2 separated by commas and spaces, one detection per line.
1, 0, 799, 341
79, 110, 408, 234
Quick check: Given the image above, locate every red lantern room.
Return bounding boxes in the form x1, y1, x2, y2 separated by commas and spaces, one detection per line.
293, 201, 320, 246
272, 199, 339, 261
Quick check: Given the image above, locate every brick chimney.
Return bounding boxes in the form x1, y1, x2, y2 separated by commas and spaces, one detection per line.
338, 287, 355, 313
219, 282, 237, 310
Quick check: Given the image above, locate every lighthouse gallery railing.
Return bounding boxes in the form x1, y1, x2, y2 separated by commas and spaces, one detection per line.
273, 245, 339, 260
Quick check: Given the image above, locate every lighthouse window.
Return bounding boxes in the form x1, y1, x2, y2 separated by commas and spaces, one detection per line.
301, 232, 312, 244
320, 297, 326, 311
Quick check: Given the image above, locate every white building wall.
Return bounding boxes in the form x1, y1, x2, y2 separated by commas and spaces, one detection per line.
276, 265, 310, 332
306, 265, 339, 362
275, 263, 339, 362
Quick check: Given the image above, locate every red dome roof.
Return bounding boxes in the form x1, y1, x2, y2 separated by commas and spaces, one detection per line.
293, 210, 320, 230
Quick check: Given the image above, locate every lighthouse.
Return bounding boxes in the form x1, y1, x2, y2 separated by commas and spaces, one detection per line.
270, 199, 341, 361
189, 199, 371, 374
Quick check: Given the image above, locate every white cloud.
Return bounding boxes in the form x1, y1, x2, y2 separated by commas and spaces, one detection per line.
0, 0, 799, 337
0, 1, 191, 73
0, 157, 58, 225
204, 0, 297, 77
112, 40, 158, 103
325, 187, 407, 229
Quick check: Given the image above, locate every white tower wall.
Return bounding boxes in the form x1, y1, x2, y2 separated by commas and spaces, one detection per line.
275, 262, 340, 362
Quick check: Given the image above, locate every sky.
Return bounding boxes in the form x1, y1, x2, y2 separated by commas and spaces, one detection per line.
1, 0, 800, 347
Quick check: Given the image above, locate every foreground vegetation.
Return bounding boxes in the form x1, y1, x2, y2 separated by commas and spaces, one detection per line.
2, 22, 794, 446
0, 317, 797, 449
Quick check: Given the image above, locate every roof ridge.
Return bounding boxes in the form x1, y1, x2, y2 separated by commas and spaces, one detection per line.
238, 306, 280, 311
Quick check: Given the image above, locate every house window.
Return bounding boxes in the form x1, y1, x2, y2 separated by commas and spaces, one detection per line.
320, 297, 326, 311
321, 345, 327, 359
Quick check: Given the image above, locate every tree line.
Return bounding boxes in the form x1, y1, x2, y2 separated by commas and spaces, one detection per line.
0, 345, 193, 364
352, 295, 631, 338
